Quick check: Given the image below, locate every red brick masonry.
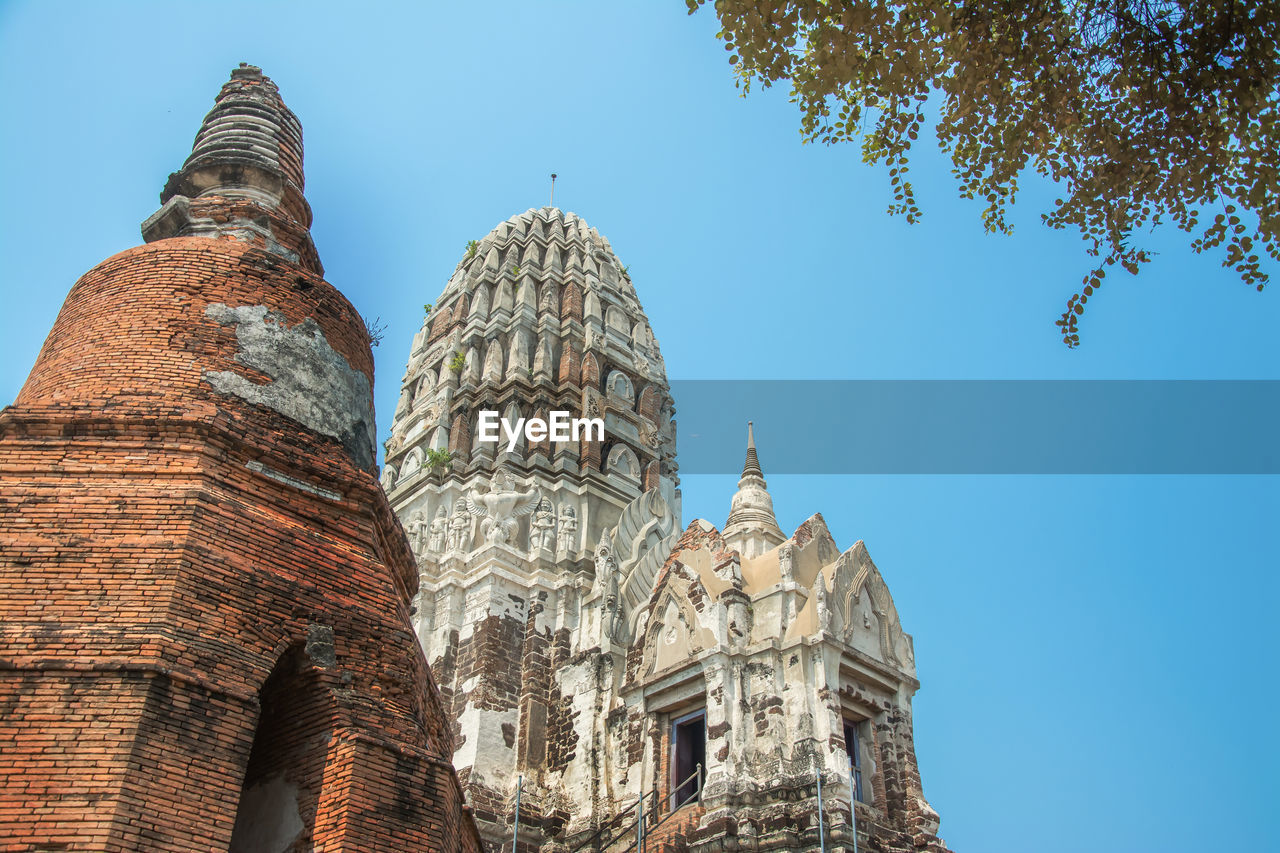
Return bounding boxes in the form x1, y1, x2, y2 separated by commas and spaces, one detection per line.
0, 237, 481, 851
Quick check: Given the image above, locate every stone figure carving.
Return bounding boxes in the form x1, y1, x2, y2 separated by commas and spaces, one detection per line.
556, 504, 578, 555
447, 501, 471, 552
778, 544, 795, 584
528, 497, 556, 552
465, 466, 541, 545
595, 531, 618, 586
596, 532, 624, 642
814, 575, 830, 630
427, 505, 447, 553
409, 512, 428, 555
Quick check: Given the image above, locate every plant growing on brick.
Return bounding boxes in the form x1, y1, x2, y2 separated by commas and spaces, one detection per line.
363, 315, 387, 347
425, 448, 454, 469
448, 351, 466, 373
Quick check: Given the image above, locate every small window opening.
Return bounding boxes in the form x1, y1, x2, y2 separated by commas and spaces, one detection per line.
671, 709, 705, 808
844, 717, 868, 804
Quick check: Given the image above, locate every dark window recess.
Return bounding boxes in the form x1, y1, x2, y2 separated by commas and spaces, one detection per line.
844, 718, 865, 803
671, 710, 706, 807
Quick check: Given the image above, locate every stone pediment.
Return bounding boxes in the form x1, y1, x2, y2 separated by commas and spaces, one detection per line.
636, 558, 718, 679
825, 540, 916, 676
739, 512, 839, 594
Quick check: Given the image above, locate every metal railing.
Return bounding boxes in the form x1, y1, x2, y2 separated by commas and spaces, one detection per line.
813, 758, 865, 853
564, 762, 703, 853
849, 758, 861, 853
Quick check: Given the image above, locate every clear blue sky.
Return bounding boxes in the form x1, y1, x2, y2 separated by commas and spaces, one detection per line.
1, 3, 1276, 851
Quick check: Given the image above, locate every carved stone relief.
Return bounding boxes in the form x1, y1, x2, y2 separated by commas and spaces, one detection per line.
528, 497, 556, 552
465, 466, 540, 546
556, 504, 578, 556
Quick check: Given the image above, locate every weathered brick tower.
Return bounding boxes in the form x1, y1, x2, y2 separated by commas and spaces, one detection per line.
0, 65, 479, 852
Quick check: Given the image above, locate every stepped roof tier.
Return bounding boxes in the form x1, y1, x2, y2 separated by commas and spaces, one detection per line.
383, 205, 680, 565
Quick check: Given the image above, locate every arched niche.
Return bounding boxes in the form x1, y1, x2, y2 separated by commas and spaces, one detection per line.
401, 448, 422, 479
606, 444, 641, 482
605, 304, 629, 334
605, 370, 634, 405
229, 644, 333, 853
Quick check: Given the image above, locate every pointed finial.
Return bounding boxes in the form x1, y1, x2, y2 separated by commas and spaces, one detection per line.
742, 420, 763, 479
550, 173, 557, 207
724, 418, 785, 556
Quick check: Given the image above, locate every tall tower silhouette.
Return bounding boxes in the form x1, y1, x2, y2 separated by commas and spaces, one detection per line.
385, 217, 952, 852
0, 65, 478, 852
384, 207, 682, 846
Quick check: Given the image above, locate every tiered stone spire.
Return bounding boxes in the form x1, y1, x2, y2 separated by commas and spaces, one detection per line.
162, 63, 306, 205
723, 420, 786, 558
141, 63, 320, 272
384, 206, 682, 849
384, 205, 679, 552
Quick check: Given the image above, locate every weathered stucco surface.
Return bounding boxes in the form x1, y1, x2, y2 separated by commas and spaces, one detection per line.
204, 302, 376, 469
387, 209, 950, 853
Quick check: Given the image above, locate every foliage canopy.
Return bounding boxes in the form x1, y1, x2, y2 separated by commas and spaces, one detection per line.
688, 0, 1279, 345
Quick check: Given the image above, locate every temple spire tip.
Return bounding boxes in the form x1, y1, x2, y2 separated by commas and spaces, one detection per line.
741, 421, 763, 480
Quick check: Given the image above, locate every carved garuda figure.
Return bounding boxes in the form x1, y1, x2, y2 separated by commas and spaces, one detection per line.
466, 466, 541, 546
